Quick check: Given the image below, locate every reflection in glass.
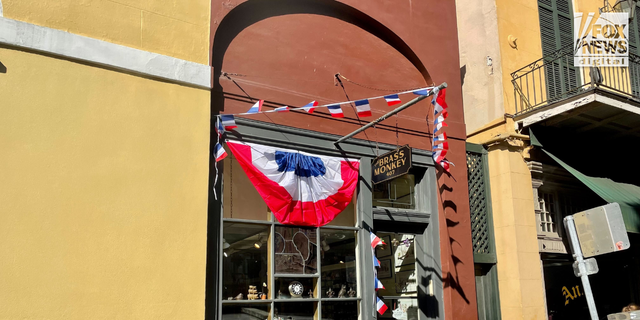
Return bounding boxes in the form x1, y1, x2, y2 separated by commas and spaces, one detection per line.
274, 302, 317, 320
320, 230, 357, 298
223, 223, 270, 300
222, 303, 270, 320
373, 174, 416, 209
376, 298, 418, 320
275, 226, 317, 274
322, 301, 358, 319
375, 232, 417, 297
274, 277, 316, 299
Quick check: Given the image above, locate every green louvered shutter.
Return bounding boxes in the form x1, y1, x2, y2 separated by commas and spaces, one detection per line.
538, 0, 579, 101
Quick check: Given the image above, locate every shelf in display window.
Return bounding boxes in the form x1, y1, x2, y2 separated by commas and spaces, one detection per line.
321, 260, 356, 272
273, 273, 319, 278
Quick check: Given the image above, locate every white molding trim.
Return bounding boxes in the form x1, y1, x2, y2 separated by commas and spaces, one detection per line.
516, 94, 596, 128
0, 17, 211, 89
0, 0, 3, 17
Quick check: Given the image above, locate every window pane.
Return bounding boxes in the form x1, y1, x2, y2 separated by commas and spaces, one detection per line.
320, 230, 357, 298
274, 301, 317, 319
373, 174, 416, 209
275, 226, 318, 274
274, 277, 317, 299
222, 303, 270, 320
375, 232, 417, 297
322, 301, 358, 319
223, 223, 270, 300
376, 298, 418, 320
223, 155, 270, 221
327, 196, 356, 227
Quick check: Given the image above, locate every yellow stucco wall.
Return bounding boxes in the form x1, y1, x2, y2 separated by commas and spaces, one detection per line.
2, 0, 210, 64
488, 142, 546, 320
0, 47, 210, 319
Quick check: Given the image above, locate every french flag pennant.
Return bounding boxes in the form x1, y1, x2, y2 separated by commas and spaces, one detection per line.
440, 160, 454, 172
216, 118, 225, 137
433, 147, 448, 163
355, 99, 372, 117
433, 141, 449, 151
373, 250, 380, 267
376, 297, 388, 315
220, 115, 237, 130
303, 101, 318, 113
370, 232, 383, 248
375, 276, 385, 290
384, 94, 402, 106
433, 121, 448, 134
274, 106, 289, 112
247, 100, 264, 114
412, 88, 432, 96
434, 132, 447, 144
215, 143, 227, 162
327, 104, 344, 118
432, 88, 449, 114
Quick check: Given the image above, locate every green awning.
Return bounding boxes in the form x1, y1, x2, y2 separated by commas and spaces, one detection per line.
531, 130, 640, 233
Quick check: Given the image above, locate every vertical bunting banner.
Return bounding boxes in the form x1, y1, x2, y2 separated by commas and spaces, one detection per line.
371, 231, 387, 315
431, 88, 453, 172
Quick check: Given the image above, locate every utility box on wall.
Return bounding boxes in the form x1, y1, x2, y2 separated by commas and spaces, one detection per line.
573, 203, 630, 258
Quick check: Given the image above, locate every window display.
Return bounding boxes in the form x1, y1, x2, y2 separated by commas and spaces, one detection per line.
275, 226, 318, 274
222, 223, 270, 301
320, 230, 357, 298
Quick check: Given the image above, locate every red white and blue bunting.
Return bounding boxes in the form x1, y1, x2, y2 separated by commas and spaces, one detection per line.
430, 88, 454, 172
371, 231, 388, 315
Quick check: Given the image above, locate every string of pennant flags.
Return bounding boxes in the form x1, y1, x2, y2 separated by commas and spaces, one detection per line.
213, 85, 453, 173
371, 232, 388, 315
216, 86, 435, 130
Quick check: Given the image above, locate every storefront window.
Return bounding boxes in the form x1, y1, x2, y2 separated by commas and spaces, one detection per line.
222, 222, 270, 301
223, 155, 271, 221
221, 209, 358, 318
373, 167, 426, 210
274, 226, 318, 274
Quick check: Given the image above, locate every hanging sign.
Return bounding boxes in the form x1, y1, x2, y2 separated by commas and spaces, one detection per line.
372, 145, 412, 184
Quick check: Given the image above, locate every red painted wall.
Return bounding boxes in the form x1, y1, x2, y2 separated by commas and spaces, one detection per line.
210, 1, 477, 319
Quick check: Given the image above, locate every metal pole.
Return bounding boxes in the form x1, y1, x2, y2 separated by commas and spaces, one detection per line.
333, 82, 448, 146
564, 215, 599, 320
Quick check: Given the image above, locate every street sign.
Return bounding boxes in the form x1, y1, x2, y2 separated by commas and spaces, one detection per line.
371, 145, 412, 184
573, 203, 630, 258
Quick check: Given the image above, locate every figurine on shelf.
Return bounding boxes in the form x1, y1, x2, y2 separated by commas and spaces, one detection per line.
227, 297, 234, 300
247, 285, 259, 300
308, 289, 314, 298
347, 287, 356, 297
234, 293, 243, 300
326, 287, 335, 298
277, 290, 284, 299
338, 284, 347, 298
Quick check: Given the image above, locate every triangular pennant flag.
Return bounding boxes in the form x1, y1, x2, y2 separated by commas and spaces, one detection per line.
433, 88, 448, 114
433, 122, 448, 134
274, 106, 289, 112
220, 115, 237, 130
247, 100, 264, 114
433, 148, 448, 163
412, 88, 432, 95
216, 117, 225, 137
384, 94, 402, 106
377, 297, 388, 315
327, 104, 344, 118
303, 101, 318, 113
433, 141, 449, 150
370, 232, 383, 248
375, 276, 385, 290
355, 99, 372, 117
434, 132, 447, 143
215, 143, 227, 162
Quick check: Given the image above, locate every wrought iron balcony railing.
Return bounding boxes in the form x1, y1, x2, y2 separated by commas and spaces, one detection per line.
511, 45, 640, 114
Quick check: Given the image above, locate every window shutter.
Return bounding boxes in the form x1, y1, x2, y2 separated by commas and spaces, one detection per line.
538, 0, 577, 101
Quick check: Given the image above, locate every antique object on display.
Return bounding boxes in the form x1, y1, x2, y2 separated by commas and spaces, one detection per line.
308, 289, 314, 298
326, 287, 335, 298
347, 287, 356, 297
234, 293, 243, 300
259, 292, 267, 300
288, 281, 304, 298
277, 290, 283, 299
338, 284, 347, 298
247, 285, 259, 300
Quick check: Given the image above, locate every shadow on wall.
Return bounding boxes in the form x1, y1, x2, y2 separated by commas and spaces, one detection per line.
0, 61, 7, 74
437, 169, 471, 305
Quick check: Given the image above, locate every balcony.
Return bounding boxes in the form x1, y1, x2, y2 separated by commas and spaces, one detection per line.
511, 45, 640, 115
